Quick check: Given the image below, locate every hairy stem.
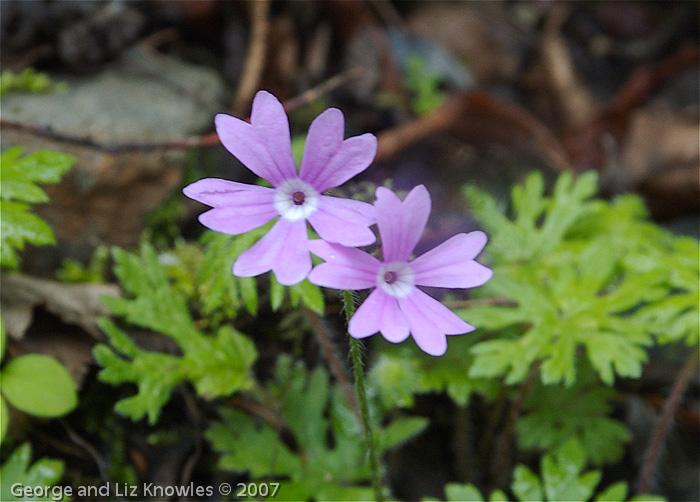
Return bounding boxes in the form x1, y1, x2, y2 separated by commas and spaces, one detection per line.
343, 290, 384, 502
637, 349, 699, 494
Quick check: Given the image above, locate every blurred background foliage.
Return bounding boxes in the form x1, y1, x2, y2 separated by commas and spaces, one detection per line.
1, 1, 697, 501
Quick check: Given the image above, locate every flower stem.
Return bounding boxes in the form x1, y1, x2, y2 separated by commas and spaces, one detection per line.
343, 290, 384, 502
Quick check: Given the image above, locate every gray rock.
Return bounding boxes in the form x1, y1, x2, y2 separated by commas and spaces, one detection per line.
2, 45, 225, 144
1, 46, 227, 274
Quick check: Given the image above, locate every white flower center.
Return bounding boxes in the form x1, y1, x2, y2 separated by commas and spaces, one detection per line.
274, 178, 319, 221
377, 262, 414, 298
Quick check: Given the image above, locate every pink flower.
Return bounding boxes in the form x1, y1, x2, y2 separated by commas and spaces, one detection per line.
183, 90, 377, 285
308, 185, 492, 356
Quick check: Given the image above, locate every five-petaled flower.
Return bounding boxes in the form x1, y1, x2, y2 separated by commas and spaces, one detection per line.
307, 185, 493, 356
183, 90, 377, 285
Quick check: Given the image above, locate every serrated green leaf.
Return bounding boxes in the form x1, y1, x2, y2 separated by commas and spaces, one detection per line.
542, 439, 599, 502
97, 243, 257, 424
1, 179, 49, 203
517, 381, 631, 465
9, 150, 75, 184
1, 201, 55, 246
583, 333, 647, 385
0, 147, 73, 269
207, 407, 300, 477
207, 356, 407, 499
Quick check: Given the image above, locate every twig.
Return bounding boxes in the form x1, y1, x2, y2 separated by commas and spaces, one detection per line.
61, 419, 111, 485
453, 404, 473, 483
375, 95, 461, 162
604, 45, 700, 135
637, 349, 699, 494
368, 0, 406, 28
442, 297, 515, 310
178, 385, 203, 499
228, 395, 284, 429
233, 0, 271, 116
375, 91, 573, 173
0, 120, 219, 152
490, 362, 539, 490
304, 307, 361, 423
282, 66, 365, 112
1, 67, 364, 153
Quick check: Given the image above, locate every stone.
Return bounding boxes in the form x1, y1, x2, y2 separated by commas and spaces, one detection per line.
1, 46, 226, 273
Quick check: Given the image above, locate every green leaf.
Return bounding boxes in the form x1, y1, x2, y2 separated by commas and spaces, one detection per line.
541, 440, 599, 502
512, 465, 543, 502
465, 170, 680, 387
96, 243, 257, 424
517, 381, 631, 465
0, 317, 6, 361
488, 490, 510, 502
197, 229, 266, 318
595, 482, 628, 502
207, 407, 300, 478
379, 416, 428, 452
444, 483, 485, 502
1, 354, 77, 417
0, 147, 74, 269
0, 68, 66, 97
290, 279, 325, 315
1, 396, 8, 444
269, 274, 285, 311
464, 171, 598, 264
207, 356, 415, 499
0, 443, 65, 502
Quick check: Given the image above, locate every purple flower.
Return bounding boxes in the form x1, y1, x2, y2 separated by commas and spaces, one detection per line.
308, 185, 492, 356
183, 90, 378, 285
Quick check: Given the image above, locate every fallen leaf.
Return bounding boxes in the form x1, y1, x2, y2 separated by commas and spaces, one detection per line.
1, 273, 119, 340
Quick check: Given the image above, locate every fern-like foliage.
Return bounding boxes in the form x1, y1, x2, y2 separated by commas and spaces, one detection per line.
516, 368, 631, 465
461, 171, 696, 387
0, 146, 75, 268
94, 243, 257, 425
369, 340, 501, 409
424, 439, 664, 502
207, 355, 427, 501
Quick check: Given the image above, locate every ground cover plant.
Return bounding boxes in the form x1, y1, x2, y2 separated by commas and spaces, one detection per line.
1, 2, 697, 501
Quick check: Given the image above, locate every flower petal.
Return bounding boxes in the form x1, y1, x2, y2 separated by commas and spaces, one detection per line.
271, 220, 312, 286
349, 289, 410, 343
183, 178, 275, 208
375, 185, 431, 263
189, 181, 277, 234
199, 206, 278, 235
307, 240, 380, 290
299, 108, 345, 183
308, 196, 376, 246
233, 218, 310, 285
215, 91, 296, 185
307, 134, 378, 192
412, 231, 493, 288
398, 289, 474, 356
